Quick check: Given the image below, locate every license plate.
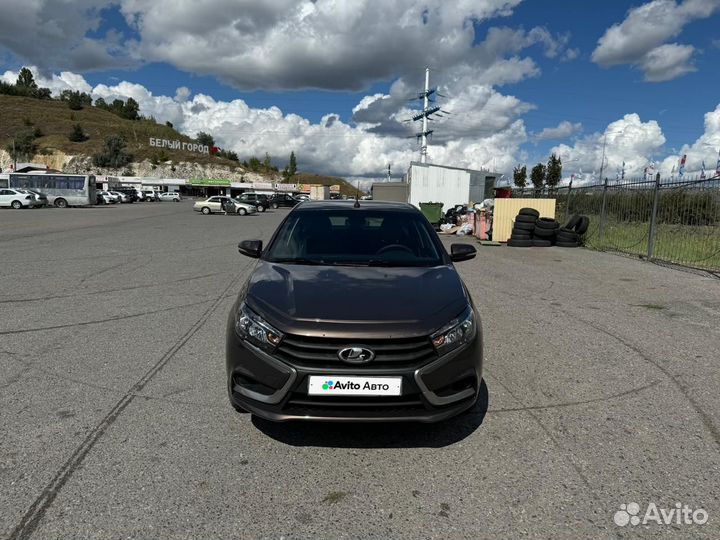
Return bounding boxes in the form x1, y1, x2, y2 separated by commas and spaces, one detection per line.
307, 376, 402, 396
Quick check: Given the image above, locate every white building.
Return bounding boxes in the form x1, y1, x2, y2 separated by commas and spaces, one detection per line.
403, 162, 500, 210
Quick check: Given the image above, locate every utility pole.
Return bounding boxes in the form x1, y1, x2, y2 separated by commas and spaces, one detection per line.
386, 163, 391, 181
420, 68, 430, 163
410, 67, 445, 164
598, 132, 607, 184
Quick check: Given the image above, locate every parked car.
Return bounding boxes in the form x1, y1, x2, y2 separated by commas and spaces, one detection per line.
96, 192, 114, 205
268, 193, 301, 209
193, 196, 257, 215
110, 191, 131, 203
159, 192, 182, 202
97, 191, 119, 203
15, 189, 44, 208
25, 189, 49, 207
110, 187, 139, 202
295, 194, 310, 201
234, 192, 268, 212
143, 191, 159, 201
226, 200, 481, 422
0, 188, 36, 209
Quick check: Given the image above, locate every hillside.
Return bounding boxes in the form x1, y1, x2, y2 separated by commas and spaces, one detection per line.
0, 94, 239, 168
0, 94, 360, 195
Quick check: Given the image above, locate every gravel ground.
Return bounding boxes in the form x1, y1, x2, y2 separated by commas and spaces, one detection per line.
1, 201, 719, 539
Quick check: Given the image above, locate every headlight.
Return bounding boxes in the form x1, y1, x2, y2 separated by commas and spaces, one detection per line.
234, 302, 283, 352
431, 308, 475, 354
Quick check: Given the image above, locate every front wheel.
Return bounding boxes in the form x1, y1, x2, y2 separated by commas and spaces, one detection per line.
11, 200, 22, 209
238, 208, 247, 216
271, 202, 279, 209
257, 205, 266, 213
55, 198, 68, 208
201, 207, 211, 215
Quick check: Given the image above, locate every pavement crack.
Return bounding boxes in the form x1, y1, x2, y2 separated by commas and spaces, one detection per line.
0, 299, 214, 336
483, 368, 597, 495
580, 319, 720, 449
8, 269, 245, 540
488, 380, 661, 414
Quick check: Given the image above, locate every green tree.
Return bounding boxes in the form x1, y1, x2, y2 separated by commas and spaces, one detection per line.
15, 67, 37, 90
94, 97, 108, 109
92, 135, 132, 168
546, 153, 562, 191
165, 121, 174, 129
263, 152, 272, 171
530, 162, 546, 193
68, 124, 88, 142
31, 87, 52, 100
248, 156, 261, 172
196, 131, 214, 147
513, 165, 527, 189
122, 97, 140, 120
288, 151, 297, 176
5, 131, 39, 162
63, 90, 87, 110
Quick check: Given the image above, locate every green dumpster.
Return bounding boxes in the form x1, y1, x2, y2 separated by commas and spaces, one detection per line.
419, 202, 444, 226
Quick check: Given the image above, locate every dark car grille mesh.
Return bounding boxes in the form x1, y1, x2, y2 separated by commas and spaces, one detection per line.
276, 334, 437, 368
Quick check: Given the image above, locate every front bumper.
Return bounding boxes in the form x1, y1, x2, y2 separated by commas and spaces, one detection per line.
226, 325, 483, 423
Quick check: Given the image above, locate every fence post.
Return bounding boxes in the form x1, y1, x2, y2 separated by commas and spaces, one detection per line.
566, 180, 573, 220
647, 174, 661, 260
598, 177, 609, 242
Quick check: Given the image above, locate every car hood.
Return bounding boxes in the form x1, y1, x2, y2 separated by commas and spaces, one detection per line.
244, 260, 470, 339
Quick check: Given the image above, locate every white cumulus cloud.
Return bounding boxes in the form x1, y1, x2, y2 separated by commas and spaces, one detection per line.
534, 121, 582, 141
591, 0, 719, 82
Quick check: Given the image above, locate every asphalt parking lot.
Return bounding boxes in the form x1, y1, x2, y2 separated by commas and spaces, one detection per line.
1, 201, 719, 539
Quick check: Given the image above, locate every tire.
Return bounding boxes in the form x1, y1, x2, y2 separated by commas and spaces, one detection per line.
533, 227, 556, 238
532, 238, 552, 247
565, 214, 581, 230
201, 207, 211, 215
557, 228, 579, 242
513, 221, 535, 231
518, 207, 540, 218
514, 213, 537, 223
555, 241, 579, 248
174, 198, 180, 202
257, 205, 266, 213
11, 200, 23, 209
511, 226, 532, 235
574, 216, 590, 235
507, 238, 532, 247
535, 218, 560, 229
510, 233, 531, 241
271, 202, 279, 209
238, 208, 247, 216
55, 198, 68, 208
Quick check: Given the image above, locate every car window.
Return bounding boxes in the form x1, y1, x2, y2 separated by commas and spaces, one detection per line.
264, 209, 444, 267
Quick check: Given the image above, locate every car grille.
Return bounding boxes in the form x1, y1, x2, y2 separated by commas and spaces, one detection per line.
276, 334, 437, 368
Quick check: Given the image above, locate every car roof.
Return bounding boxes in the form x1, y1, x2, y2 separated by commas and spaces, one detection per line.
293, 200, 418, 212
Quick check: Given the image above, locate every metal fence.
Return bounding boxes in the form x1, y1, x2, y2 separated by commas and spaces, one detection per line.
512, 176, 720, 273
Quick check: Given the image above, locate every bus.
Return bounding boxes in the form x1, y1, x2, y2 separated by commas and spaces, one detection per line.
0, 173, 97, 207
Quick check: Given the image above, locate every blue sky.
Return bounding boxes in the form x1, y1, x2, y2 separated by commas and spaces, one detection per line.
1, 0, 719, 179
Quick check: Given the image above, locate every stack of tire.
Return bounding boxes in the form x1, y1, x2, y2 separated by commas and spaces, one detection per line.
555, 215, 590, 248
508, 208, 556, 247
508, 209, 590, 248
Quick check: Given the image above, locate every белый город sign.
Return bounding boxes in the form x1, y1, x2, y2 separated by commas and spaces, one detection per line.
149, 137, 209, 154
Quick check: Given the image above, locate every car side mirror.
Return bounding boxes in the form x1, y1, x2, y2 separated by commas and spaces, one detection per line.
238, 239, 263, 258
450, 243, 476, 262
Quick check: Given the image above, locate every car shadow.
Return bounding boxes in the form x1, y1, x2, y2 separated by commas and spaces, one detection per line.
252, 379, 488, 448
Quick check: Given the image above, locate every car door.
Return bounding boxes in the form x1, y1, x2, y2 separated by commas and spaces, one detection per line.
0, 189, 12, 207
207, 197, 223, 212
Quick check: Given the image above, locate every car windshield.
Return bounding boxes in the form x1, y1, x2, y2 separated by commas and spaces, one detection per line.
264, 208, 444, 267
